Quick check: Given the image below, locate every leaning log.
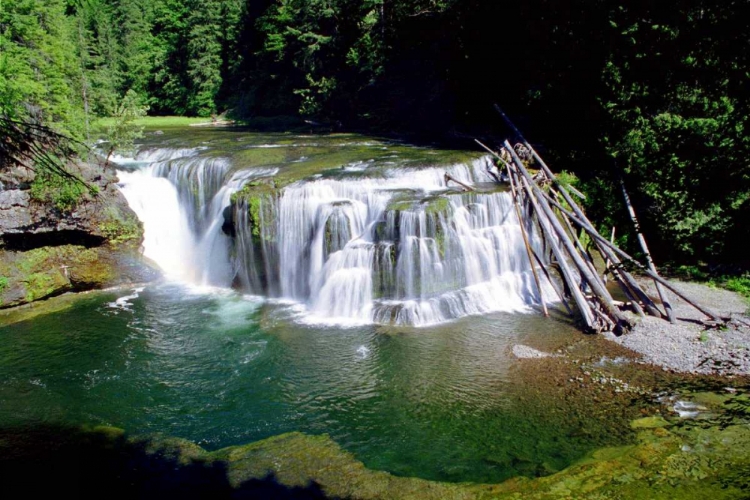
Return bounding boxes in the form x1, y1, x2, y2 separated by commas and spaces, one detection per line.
544, 197, 724, 322
530, 248, 575, 316
478, 141, 594, 327
542, 187, 664, 319
505, 140, 634, 335
506, 164, 548, 317
620, 178, 675, 323
495, 115, 666, 321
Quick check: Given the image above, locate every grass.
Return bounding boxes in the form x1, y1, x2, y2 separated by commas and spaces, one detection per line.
674, 266, 750, 304
716, 275, 750, 301
93, 116, 208, 129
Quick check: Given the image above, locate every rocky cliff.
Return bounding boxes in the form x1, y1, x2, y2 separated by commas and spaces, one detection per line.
0, 159, 152, 308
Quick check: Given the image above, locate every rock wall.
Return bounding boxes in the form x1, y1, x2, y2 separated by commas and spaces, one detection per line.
0, 160, 150, 308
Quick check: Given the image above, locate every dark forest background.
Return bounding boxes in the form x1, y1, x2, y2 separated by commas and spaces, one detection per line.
2, 0, 749, 269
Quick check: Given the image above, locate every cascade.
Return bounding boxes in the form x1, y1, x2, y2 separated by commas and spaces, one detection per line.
117, 145, 555, 326
116, 148, 276, 286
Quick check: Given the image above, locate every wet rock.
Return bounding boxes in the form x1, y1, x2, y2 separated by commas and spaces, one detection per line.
512, 344, 560, 359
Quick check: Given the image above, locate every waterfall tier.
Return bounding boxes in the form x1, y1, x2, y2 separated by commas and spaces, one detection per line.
116, 139, 555, 326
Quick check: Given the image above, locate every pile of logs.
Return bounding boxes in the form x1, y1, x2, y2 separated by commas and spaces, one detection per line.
474, 109, 726, 335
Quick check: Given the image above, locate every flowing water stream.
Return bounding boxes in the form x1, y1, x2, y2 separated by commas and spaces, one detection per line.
0, 128, 640, 484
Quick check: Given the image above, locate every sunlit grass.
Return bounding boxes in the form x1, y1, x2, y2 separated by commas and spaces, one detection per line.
94, 116, 210, 129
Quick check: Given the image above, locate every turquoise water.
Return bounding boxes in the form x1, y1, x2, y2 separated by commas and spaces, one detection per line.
0, 283, 639, 483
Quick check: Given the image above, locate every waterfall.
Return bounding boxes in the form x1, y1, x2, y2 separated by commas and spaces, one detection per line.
116, 148, 276, 286
119, 145, 555, 326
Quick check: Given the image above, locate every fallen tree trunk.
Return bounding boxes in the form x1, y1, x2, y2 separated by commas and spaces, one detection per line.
506, 163, 548, 317
544, 196, 723, 322
477, 108, 725, 332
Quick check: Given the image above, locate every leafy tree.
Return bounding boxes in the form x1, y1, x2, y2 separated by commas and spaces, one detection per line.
102, 89, 148, 166
114, 0, 156, 100
185, 0, 225, 116
149, 0, 191, 114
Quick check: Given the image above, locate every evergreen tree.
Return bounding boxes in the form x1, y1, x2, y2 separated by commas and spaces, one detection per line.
0, 0, 80, 133
114, 0, 156, 100
186, 0, 224, 116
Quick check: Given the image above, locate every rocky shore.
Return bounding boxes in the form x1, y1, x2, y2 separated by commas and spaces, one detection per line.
604, 280, 750, 376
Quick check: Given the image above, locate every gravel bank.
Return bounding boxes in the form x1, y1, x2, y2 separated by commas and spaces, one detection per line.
604, 280, 750, 376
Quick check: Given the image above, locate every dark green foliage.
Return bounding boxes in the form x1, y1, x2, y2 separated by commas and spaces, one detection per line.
1, 0, 748, 270
596, 2, 750, 265
0, 0, 81, 132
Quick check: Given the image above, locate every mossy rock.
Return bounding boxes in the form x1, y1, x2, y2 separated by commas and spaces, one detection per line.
631, 416, 671, 429
97, 206, 144, 248
4, 409, 750, 500
232, 181, 279, 242
0, 245, 143, 309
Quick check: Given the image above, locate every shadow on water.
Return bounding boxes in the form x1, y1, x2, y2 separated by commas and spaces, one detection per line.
0, 425, 342, 500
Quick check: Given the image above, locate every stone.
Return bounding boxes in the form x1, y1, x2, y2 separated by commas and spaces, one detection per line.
0, 158, 151, 309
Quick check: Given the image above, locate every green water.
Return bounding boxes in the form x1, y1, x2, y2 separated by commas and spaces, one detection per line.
0, 283, 637, 484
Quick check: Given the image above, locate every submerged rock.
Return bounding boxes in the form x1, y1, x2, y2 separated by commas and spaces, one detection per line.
4, 411, 750, 499
512, 344, 560, 359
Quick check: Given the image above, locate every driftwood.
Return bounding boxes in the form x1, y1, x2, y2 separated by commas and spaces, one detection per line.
444, 173, 474, 192
504, 140, 634, 335
472, 107, 727, 334
505, 163, 548, 317
545, 195, 723, 322
536, 186, 665, 319
480, 141, 597, 329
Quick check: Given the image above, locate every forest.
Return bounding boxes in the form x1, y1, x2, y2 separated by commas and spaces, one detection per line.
2, 0, 749, 270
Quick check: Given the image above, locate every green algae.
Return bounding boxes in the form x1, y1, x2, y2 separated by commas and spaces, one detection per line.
385, 192, 453, 215
0, 245, 121, 308
136, 126, 485, 188
0, 290, 103, 326
232, 181, 278, 240
22, 407, 747, 500
630, 416, 671, 429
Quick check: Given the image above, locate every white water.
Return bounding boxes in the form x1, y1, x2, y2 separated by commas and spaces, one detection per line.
116, 148, 276, 285
117, 146, 556, 327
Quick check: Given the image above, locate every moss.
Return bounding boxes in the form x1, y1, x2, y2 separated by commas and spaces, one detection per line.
0, 245, 121, 308
422, 195, 450, 215
99, 207, 144, 246
386, 199, 416, 212
53, 413, 748, 500
434, 221, 446, 258
232, 146, 289, 167
24, 272, 66, 302
29, 169, 93, 212
630, 416, 671, 429
232, 181, 278, 241
385, 190, 420, 213
0, 291, 91, 326
231, 180, 278, 204
5, 395, 749, 500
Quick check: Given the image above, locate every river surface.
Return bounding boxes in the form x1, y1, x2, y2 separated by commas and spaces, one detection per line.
1, 128, 641, 484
